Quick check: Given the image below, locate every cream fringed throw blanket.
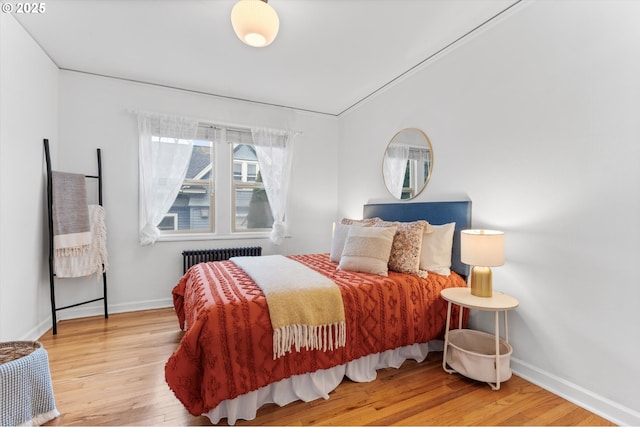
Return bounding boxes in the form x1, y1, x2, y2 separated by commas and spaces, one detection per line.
231, 255, 346, 359
54, 205, 109, 278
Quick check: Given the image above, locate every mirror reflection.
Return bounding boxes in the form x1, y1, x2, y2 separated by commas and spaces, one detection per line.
383, 128, 433, 200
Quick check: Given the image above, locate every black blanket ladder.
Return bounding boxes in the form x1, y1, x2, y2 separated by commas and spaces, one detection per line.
44, 138, 108, 335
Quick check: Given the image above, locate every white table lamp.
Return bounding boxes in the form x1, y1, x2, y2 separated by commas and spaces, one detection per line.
461, 229, 505, 297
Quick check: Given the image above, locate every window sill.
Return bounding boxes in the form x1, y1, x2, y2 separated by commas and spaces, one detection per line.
158, 232, 272, 242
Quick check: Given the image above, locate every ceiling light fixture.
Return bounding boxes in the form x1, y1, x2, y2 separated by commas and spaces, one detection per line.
231, 0, 280, 48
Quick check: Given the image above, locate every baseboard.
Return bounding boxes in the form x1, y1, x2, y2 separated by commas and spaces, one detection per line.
23, 298, 174, 341
511, 357, 640, 426
57, 297, 174, 320
25, 318, 57, 342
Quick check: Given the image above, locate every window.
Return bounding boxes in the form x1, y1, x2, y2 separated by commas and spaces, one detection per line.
158, 213, 178, 231
153, 124, 273, 238
138, 113, 293, 243
401, 147, 431, 200
232, 143, 273, 231
161, 139, 215, 233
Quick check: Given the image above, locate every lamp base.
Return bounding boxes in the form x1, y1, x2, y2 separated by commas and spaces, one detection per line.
470, 266, 493, 297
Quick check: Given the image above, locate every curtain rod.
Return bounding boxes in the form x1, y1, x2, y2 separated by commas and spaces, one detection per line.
126, 108, 302, 136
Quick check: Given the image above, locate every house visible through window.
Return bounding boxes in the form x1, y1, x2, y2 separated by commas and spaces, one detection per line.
233, 143, 273, 232
158, 125, 273, 236
158, 213, 178, 231
162, 139, 214, 233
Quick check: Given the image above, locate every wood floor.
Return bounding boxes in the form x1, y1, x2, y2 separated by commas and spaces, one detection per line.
38, 308, 614, 426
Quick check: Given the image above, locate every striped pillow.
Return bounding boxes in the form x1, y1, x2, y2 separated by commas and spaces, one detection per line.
338, 226, 397, 276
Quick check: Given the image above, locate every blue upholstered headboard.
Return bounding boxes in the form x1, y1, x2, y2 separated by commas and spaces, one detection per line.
363, 200, 472, 277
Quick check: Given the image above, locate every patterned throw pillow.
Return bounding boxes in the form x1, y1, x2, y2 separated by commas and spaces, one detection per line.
340, 217, 381, 226
375, 220, 431, 276
338, 226, 397, 276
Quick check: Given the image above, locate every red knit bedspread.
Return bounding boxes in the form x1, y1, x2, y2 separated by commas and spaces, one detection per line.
165, 253, 467, 416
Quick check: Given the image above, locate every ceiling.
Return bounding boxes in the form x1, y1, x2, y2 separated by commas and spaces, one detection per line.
14, 0, 519, 116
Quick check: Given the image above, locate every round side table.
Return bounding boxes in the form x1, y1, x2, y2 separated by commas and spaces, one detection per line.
441, 287, 519, 390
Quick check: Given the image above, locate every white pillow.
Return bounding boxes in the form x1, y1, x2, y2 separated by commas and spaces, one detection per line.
419, 222, 456, 276
338, 226, 397, 276
329, 222, 351, 262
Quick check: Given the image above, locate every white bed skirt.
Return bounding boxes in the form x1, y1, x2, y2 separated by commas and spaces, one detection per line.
205, 340, 444, 425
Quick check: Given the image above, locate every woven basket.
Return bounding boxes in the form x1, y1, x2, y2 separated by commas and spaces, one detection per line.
0, 341, 41, 365
0, 340, 59, 426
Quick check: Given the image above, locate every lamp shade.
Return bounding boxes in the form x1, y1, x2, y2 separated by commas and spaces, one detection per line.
460, 229, 505, 267
231, 0, 280, 47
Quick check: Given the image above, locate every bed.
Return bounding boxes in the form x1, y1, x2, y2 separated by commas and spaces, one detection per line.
165, 200, 471, 424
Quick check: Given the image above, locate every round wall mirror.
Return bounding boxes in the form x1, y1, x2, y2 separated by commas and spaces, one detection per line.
382, 128, 433, 200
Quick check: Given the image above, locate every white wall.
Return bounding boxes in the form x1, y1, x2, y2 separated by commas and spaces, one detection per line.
0, 14, 58, 340
5, 1, 639, 423
339, 1, 639, 424
53, 71, 339, 320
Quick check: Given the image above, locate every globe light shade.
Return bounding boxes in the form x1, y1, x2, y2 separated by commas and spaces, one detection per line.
231, 0, 280, 47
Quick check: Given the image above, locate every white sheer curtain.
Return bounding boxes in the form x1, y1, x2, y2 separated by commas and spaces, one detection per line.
383, 144, 410, 199
137, 113, 199, 246
251, 127, 296, 245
